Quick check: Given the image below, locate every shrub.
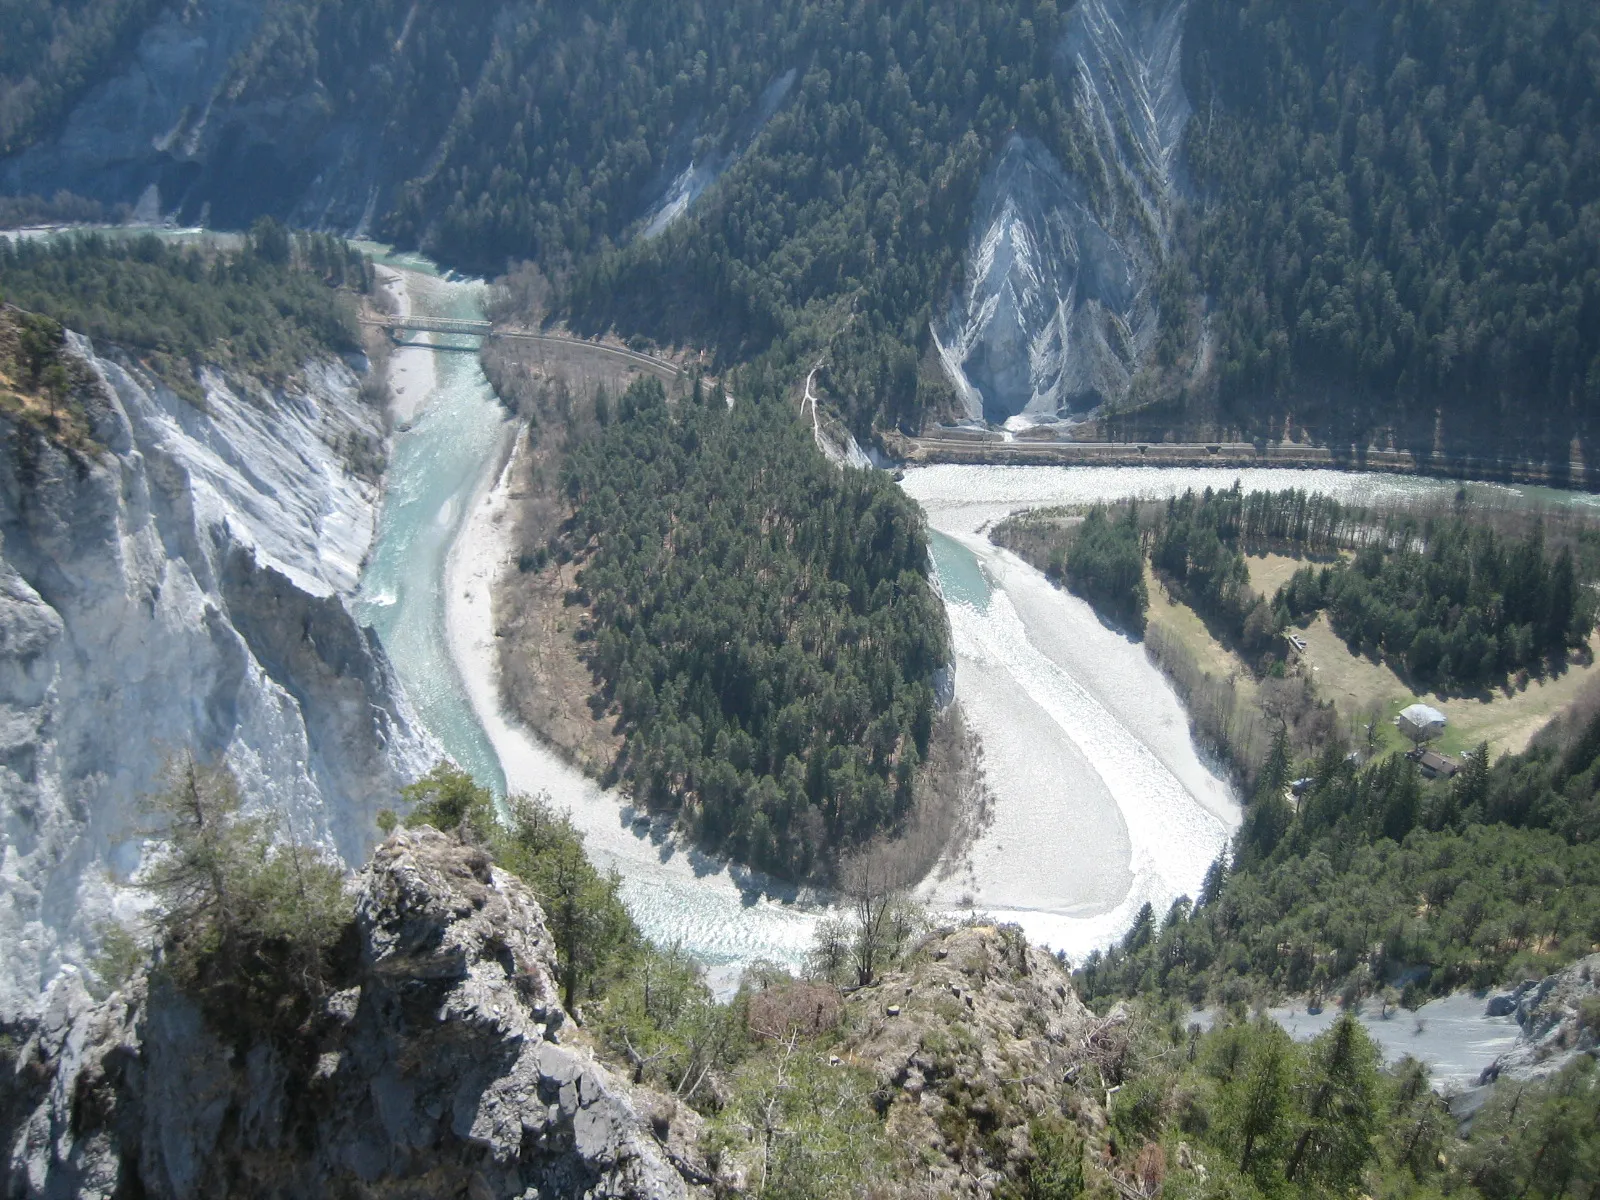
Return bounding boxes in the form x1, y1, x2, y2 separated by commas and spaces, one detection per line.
138, 752, 349, 1032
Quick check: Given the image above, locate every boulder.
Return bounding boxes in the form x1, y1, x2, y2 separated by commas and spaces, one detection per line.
1485, 994, 1518, 1018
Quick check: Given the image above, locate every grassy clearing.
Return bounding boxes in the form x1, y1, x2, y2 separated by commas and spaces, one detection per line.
1290, 613, 1412, 753
1425, 642, 1599, 756
1248, 553, 1600, 758
1245, 550, 1343, 598
1146, 564, 1254, 692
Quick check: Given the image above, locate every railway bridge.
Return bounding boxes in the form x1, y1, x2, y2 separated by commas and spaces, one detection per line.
363, 315, 493, 339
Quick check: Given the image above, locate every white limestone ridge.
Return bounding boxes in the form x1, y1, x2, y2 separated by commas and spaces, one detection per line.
0, 336, 435, 1019
934, 0, 1192, 425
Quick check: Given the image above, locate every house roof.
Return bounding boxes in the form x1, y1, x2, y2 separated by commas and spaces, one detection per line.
1399, 703, 1447, 727
1418, 749, 1459, 777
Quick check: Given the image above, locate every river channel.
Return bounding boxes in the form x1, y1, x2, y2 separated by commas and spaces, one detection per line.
355, 265, 1596, 1017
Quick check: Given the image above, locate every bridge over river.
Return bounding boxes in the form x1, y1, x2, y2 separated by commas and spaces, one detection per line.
361, 317, 689, 389
366, 315, 493, 338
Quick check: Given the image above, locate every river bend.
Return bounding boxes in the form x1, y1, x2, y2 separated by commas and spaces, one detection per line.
356, 269, 1586, 988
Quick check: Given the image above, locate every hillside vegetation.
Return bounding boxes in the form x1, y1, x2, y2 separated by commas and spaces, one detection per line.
558, 0, 1081, 436
401, 0, 1600, 453
408, 0, 1090, 435
0, 0, 163, 154
0, 303, 101, 449
1182, 0, 1600, 459
995, 490, 1600, 1011
5, 0, 1596, 452
1079, 614, 1600, 1014
0, 223, 370, 392
998, 486, 1599, 695
515, 374, 949, 880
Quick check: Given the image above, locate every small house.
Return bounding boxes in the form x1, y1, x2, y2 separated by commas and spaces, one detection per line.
1413, 749, 1459, 780
1397, 703, 1447, 743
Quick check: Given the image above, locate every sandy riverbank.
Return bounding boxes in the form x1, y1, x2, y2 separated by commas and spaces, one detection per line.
376, 265, 438, 426
911, 525, 1241, 958
441, 427, 825, 982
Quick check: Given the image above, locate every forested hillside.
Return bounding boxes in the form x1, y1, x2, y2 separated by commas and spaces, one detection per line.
1157, 487, 1599, 691
5, 0, 1597, 453
1177, 0, 1600, 460
0, 0, 163, 154
559, 0, 1080, 435
0, 223, 369, 390
1080, 702, 1600, 1011
546, 376, 949, 879
999, 485, 1599, 690
361, 0, 1086, 435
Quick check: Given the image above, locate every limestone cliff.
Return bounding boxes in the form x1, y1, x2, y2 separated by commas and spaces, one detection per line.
1, 828, 702, 1199
935, 0, 1192, 425
0, 334, 432, 1019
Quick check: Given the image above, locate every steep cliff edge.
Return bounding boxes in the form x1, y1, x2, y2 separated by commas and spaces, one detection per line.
0, 333, 432, 1019
0, 827, 701, 1199
1483, 954, 1600, 1084
831, 924, 1101, 1197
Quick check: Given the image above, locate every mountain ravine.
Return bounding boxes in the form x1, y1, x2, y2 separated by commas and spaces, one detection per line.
0, 332, 433, 1020
934, 0, 1191, 426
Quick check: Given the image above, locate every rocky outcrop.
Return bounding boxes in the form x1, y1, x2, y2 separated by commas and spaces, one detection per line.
935, 0, 1191, 426
0, 335, 432, 1019
1481, 954, 1600, 1083
834, 924, 1100, 1197
1, 827, 702, 1199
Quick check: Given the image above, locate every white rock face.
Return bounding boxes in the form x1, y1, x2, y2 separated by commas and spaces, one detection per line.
0, 337, 433, 1020
1066, 0, 1192, 225
639, 67, 798, 239
935, 0, 1192, 425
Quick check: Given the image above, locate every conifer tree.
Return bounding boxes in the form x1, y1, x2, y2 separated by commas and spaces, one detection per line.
1219, 1019, 1294, 1182
139, 752, 347, 1014
1238, 727, 1293, 864
1284, 1014, 1380, 1189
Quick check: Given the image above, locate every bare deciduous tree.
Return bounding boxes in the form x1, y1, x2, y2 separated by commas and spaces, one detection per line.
837, 838, 925, 987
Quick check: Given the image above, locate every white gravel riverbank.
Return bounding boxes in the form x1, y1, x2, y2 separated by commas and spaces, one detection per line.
442, 429, 825, 983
